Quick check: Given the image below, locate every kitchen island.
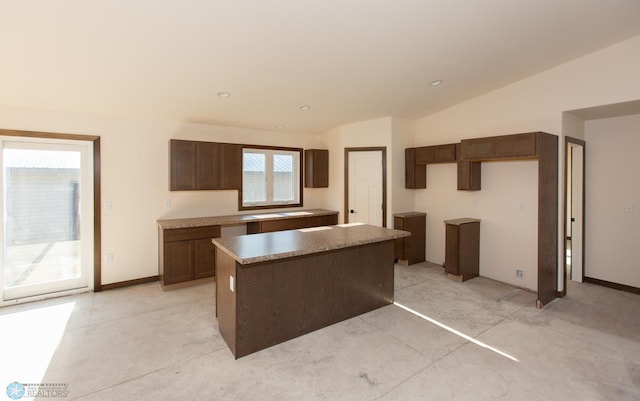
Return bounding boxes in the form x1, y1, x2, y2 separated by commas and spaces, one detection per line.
212, 223, 410, 359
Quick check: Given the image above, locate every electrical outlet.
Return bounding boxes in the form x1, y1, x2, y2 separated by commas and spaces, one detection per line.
519, 202, 526, 212
164, 199, 172, 209
624, 203, 634, 213
516, 269, 524, 278
473, 198, 478, 208
105, 254, 113, 263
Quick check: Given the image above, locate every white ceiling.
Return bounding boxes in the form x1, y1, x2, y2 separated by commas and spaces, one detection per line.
1, 1, 640, 135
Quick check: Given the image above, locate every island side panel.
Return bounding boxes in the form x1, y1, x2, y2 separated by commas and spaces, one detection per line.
236, 257, 305, 358
216, 249, 237, 356
234, 240, 394, 358
304, 241, 394, 332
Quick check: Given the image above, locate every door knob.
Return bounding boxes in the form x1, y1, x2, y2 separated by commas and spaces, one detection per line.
350, 209, 356, 214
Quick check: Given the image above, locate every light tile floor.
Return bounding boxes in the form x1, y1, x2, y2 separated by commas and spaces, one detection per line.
1, 262, 638, 400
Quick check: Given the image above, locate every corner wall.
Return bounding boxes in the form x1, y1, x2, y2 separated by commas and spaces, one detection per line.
584, 114, 640, 288
412, 34, 640, 290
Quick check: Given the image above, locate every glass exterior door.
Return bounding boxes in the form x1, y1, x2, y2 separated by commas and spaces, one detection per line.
1, 140, 93, 301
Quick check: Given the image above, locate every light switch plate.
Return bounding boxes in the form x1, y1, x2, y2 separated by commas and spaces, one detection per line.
625, 203, 634, 213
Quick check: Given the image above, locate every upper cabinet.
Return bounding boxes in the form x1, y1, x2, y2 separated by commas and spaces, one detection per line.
460, 132, 537, 161
405, 148, 426, 189
415, 144, 457, 164
170, 139, 241, 191
305, 149, 329, 188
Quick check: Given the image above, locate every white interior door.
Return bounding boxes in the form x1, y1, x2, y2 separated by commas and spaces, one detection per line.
348, 151, 383, 226
1, 139, 94, 301
570, 144, 584, 282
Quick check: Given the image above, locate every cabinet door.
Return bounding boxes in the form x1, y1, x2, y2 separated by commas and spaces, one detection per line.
170, 140, 196, 191
194, 238, 216, 279
444, 224, 459, 275
305, 149, 329, 188
164, 240, 194, 284
196, 142, 220, 190
457, 161, 481, 191
434, 144, 457, 163
405, 149, 426, 189
415, 146, 435, 164
219, 143, 242, 190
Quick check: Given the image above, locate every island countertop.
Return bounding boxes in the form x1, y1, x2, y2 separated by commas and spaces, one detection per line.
157, 208, 338, 229
212, 223, 410, 265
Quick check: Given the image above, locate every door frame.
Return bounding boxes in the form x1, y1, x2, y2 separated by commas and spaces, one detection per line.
0, 129, 102, 293
344, 147, 387, 227
561, 136, 586, 296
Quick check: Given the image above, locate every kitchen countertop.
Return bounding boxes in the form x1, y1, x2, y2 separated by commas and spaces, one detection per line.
157, 208, 338, 229
394, 211, 427, 218
444, 217, 481, 225
212, 223, 410, 265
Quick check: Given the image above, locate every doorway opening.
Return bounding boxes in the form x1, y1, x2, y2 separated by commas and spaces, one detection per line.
0, 130, 101, 304
344, 147, 386, 227
562, 137, 585, 295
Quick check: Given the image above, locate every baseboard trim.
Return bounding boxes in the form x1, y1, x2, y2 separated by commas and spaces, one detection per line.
583, 276, 640, 295
101, 276, 159, 291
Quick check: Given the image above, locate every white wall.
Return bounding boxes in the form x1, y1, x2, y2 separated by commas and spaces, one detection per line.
412, 34, 640, 291
584, 114, 640, 288
323, 116, 413, 228
0, 105, 325, 285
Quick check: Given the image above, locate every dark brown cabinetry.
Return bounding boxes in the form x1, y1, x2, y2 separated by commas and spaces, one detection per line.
219, 143, 242, 190
405, 148, 426, 189
416, 144, 457, 164
159, 225, 221, 287
304, 149, 329, 188
169, 139, 241, 191
457, 161, 481, 191
460, 132, 537, 161
444, 218, 480, 282
246, 212, 338, 234
393, 212, 426, 265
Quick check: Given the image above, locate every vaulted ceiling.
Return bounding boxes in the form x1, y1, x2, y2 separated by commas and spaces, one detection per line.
2, 1, 640, 134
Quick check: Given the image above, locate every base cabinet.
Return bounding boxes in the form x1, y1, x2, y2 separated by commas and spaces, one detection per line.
246, 213, 338, 234
393, 212, 426, 265
159, 225, 221, 287
444, 218, 480, 282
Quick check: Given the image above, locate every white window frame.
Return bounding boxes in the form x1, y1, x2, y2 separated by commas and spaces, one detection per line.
241, 147, 302, 209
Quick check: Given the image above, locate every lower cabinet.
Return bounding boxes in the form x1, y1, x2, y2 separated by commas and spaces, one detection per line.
159, 225, 221, 287
393, 212, 426, 265
444, 218, 480, 282
246, 213, 338, 234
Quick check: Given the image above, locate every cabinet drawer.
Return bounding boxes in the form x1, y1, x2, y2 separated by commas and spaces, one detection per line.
163, 225, 221, 242
394, 217, 404, 229
309, 214, 338, 227
248, 218, 307, 234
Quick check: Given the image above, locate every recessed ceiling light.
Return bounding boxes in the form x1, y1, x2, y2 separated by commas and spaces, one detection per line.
217, 91, 231, 98
298, 105, 311, 111
275, 124, 285, 129
429, 80, 443, 87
